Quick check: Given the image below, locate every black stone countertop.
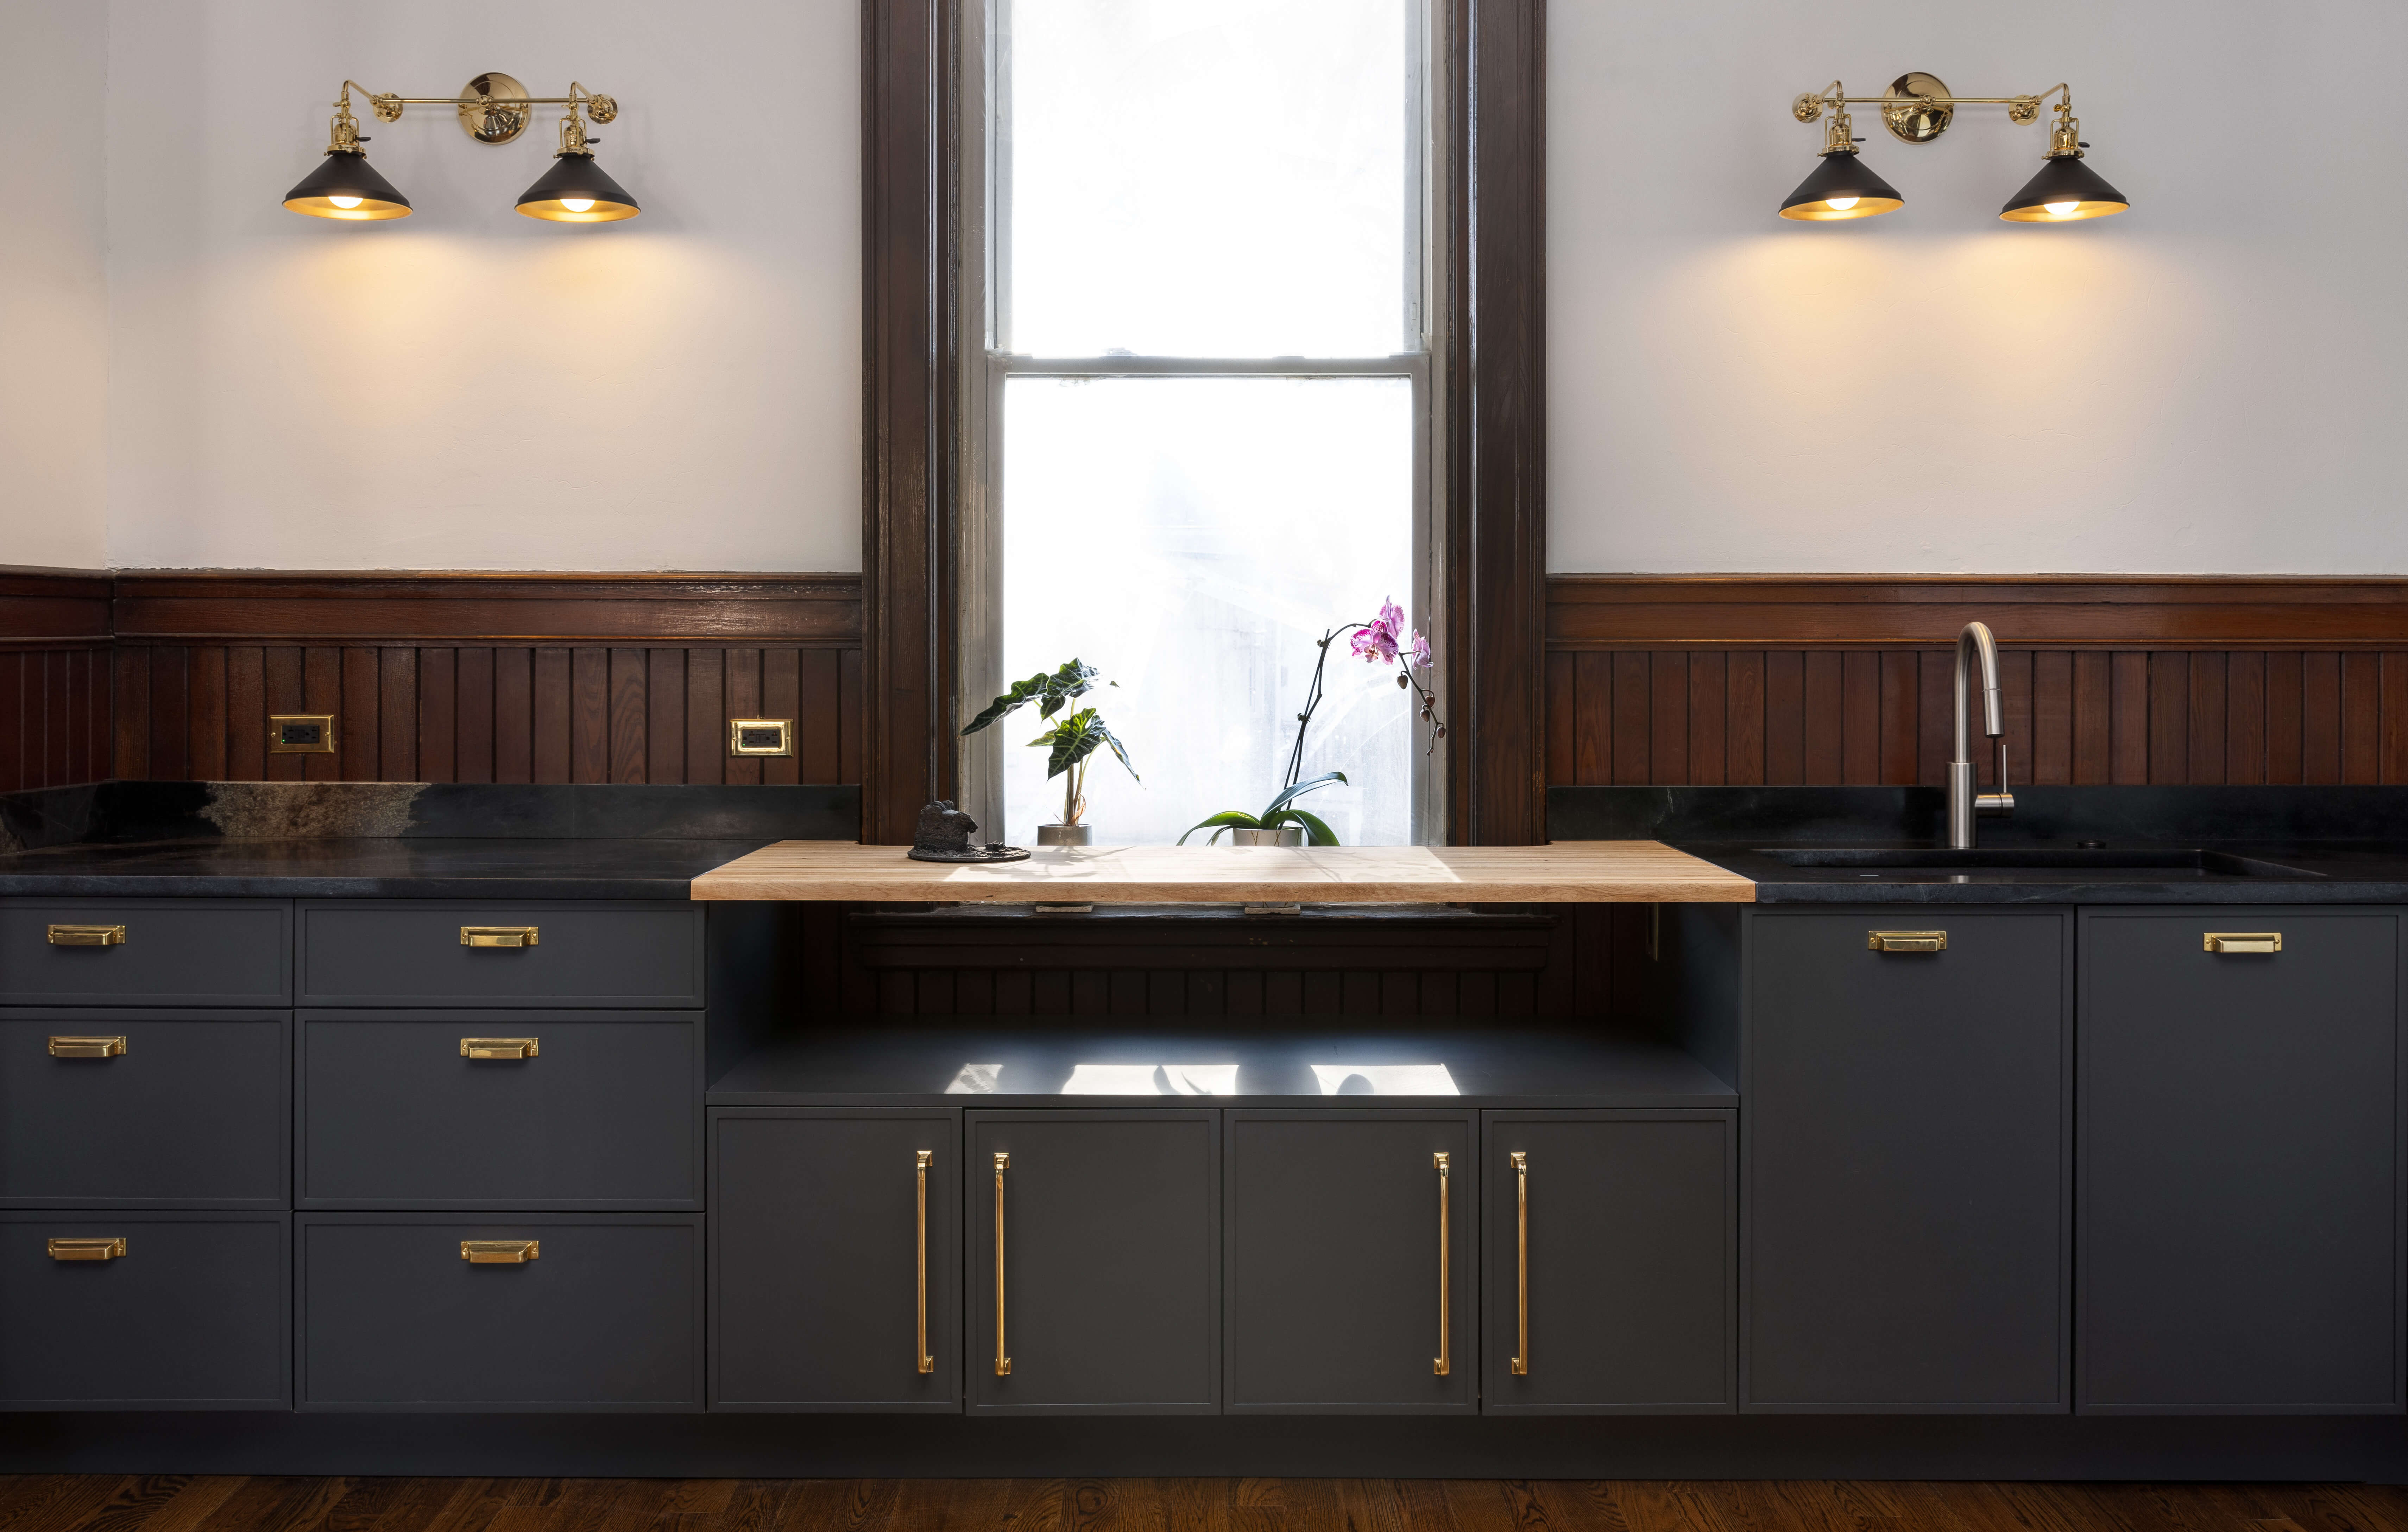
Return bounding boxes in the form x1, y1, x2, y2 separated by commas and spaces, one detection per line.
0, 836, 773, 899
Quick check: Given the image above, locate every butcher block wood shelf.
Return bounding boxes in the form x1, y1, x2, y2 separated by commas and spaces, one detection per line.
687, 840, 1755, 904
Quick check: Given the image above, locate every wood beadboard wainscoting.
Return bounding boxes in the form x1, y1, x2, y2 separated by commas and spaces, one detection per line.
105, 572, 864, 786
0, 569, 114, 792
1548, 576, 2408, 789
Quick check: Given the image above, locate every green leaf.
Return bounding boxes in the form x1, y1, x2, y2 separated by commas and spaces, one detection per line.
1262, 771, 1346, 817
1045, 709, 1105, 779
962, 659, 1098, 735
1263, 807, 1341, 846
1177, 810, 1263, 846
1095, 721, 1139, 781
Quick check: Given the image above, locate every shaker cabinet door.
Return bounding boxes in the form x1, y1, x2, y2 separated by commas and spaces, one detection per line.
966, 1111, 1218, 1414
1224, 1112, 1477, 1414
2079, 909, 2401, 1413
711, 1109, 962, 1411
1481, 1111, 1734, 1414
1744, 909, 2072, 1412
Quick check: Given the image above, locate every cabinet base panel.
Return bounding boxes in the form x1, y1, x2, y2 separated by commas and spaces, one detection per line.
5, 1414, 2406, 1482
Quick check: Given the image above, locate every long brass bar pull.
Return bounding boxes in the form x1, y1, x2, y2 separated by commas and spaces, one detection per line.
1510, 1151, 1529, 1376
460, 1240, 539, 1264
48, 1237, 126, 1261
993, 1152, 1011, 1376
460, 926, 539, 948
1868, 930, 1947, 953
461, 1038, 539, 1059
915, 1150, 935, 1375
49, 1036, 127, 1059
1433, 1151, 1451, 1377
2205, 932, 2282, 954
46, 925, 125, 947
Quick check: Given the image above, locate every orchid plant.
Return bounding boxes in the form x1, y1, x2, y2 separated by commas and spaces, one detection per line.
1179, 599, 1443, 846
960, 659, 1137, 829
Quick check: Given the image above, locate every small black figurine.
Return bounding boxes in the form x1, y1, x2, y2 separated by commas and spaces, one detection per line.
906, 801, 1030, 864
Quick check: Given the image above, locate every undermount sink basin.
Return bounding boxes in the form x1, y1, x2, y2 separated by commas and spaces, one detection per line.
1753, 847, 2326, 880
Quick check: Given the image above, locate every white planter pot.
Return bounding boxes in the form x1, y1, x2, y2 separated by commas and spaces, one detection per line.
1229, 826, 1305, 847
1036, 823, 1093, 847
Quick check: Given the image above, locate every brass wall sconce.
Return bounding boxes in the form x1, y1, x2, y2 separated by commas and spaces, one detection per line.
1782, 73, 2129, 223
284, 72, 639, 224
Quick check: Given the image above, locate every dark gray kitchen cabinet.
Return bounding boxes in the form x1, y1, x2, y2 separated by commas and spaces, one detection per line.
1744, 908, 2071, 1412
711, 1109, 961, 1412
0, 898, 290, 1007
1481, 1111, 1735, 1414
1223, 1111, 1477, 1414
966, 1110, 1218, 1414
297, 901, 704, 1009
2079, 909, 2402, 1413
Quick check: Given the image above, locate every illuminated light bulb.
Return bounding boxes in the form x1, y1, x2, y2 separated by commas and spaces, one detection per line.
560, 197, 595, 214
328, 195, 364, 210
1826, 196, 1859, 211
2044, 200, 2079, 216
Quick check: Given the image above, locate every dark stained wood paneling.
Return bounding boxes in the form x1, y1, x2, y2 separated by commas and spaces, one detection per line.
494, 647, 532, 784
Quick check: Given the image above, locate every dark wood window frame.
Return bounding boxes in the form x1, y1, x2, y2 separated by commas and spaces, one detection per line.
860, 0, 1545, 845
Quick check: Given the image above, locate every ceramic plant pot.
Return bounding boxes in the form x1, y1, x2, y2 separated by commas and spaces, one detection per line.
1229, 826, 1306, 847
1036, 823, 1093, 847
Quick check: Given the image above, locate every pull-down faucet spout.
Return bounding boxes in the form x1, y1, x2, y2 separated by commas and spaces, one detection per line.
1948, 622, 2015, 849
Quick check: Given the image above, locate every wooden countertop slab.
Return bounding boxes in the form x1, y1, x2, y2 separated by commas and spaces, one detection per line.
687, 840, 1755, 904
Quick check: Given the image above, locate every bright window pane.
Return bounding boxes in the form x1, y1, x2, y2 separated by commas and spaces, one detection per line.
1004, 0, 1412, 358
999, 377, 1419, 846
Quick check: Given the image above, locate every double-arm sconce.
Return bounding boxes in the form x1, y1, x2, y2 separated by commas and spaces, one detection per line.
1780, 72, 2129, 223
283, 72, 638, 223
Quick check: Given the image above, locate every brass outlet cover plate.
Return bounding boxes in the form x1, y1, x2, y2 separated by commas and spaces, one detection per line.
269, 714, 336, 753
1883, 71, 1954, 143
459, 72, 532, 144
729, 718, 795, 757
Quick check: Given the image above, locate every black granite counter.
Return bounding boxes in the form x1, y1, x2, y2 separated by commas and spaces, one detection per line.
0, 836, 771, 898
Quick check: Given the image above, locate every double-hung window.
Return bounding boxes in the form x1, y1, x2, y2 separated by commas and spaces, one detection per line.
962, 0, 1441, 846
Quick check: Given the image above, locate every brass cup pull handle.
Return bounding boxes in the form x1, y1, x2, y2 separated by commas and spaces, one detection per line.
1868, 930, 1947, 953
460, 1038, 539, 1060
460, 926, 539, 948
992, 1152, 1011, 1377
1510, 1151, 1529, 1376
460, 1240, 540, 1264
46, 924, 125, 947
1432, 1151, 1451, 1377
48, 1237, 126, 1261
916, 1150, 935, 1375
48, 1036, 127, 1059
2206, 932, 2282, 954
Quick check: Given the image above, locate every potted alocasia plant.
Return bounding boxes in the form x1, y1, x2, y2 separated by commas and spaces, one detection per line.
961, 659, 1137, 846
1180, 599, 1443, 847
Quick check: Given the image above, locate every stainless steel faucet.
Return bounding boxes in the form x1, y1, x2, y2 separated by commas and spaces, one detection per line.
1947, 621, 2015, 849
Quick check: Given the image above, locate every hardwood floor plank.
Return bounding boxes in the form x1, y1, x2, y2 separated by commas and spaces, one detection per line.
0, 1479, 133, 1532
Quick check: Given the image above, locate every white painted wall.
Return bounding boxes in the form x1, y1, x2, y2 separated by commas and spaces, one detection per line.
0, 0, 110, 569
103, 0, 861, 571
1549, 0, 2408, 574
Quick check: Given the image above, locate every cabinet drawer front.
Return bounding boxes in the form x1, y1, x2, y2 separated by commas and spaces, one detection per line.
298, 1215, 702, 1411
1481, 1111, 1736, 1414
1745, 909, 2070, 1412
710, 1110, 963, 1412
300, 1011, 700, 1208
2079, 909, 2401, 1413
967, 1111, 1219, 1414
0, 1012, 287, 1208
1224, 1111, 1477, 1414
0, 900, 289, 1006
298, 902, 703, 1007
0, 1212, 289, 1409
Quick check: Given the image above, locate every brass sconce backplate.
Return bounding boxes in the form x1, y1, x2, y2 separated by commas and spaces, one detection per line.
1883, 72, 1954, 143
459, 72, 532, 144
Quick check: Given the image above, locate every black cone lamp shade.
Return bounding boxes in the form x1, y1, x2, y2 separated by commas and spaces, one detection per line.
517, 152, 640, 222
1779, 149, 1904, 221
283, 150, 412, 220
2000, 152, 2129, 221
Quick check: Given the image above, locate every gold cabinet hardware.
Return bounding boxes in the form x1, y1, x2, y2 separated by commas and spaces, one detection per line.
916, 1150, 935, 1375
460, 926, 539, 948
460, 1240, 540, 1264
45, 924, 125, 947
1432, 1150, 1451, 1378
48, 1237, 126, 1261
1510, 1151, 1529, 1376
1868, 930, 1947, 953
460, 1038, 539, 1060
992, 1152, 1011, 1377
2205, 932, 2282, 954
48, 1036, 127, 1059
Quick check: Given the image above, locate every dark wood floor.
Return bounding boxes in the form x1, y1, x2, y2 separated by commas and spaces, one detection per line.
1, 1476, 2404, 1532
